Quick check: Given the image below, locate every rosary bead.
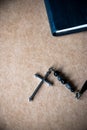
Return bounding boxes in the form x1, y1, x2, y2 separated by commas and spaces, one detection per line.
65, 83, 75, 92
76, 91, 81, 99
61, 78, 67, 84
76, 80, 87, 99
54, 71, 60, 77
57, 75, 62, 81
57, 75, 67, 84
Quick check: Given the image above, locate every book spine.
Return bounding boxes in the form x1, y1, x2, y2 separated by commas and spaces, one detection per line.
44, 0, 56, 36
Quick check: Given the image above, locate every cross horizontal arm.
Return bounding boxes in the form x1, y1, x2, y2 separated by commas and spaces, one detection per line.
35, 73, 54, 86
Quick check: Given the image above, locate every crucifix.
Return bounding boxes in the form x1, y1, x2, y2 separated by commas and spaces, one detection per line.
29, 68, 54, 101
29, 67, 87, 101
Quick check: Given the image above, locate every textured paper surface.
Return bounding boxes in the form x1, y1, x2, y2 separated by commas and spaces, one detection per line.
0, 0, 87, 130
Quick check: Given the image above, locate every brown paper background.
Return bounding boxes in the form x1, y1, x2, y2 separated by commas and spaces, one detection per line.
0, 0, 87, 130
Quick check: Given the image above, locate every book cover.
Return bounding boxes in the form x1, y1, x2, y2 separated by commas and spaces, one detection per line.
44, 0, 87, 36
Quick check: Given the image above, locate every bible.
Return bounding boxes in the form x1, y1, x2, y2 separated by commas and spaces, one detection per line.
44, 0, 87, 36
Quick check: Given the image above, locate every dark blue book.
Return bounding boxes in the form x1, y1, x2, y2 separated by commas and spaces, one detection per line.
44, 0, 87, 36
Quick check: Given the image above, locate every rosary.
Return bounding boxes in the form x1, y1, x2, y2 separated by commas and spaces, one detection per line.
29, 67, 87, 101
